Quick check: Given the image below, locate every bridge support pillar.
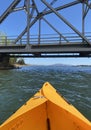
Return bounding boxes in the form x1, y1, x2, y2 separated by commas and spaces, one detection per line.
0, 54, 14, 69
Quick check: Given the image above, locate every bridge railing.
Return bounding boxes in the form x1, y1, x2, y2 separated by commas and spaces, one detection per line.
17, 32, 91, 45
63, 32, 91, 43
0, 32, 91, 45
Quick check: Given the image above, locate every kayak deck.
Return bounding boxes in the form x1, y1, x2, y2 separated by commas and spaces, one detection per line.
0, 82, 91, 130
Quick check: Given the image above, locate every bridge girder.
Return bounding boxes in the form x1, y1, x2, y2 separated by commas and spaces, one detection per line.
0, 0, 91, 57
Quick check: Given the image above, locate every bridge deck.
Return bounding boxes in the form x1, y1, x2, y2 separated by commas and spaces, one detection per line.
0, 33, 91, 57
0, 43, 91, 57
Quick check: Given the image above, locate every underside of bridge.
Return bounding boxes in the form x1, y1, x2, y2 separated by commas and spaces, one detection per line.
0, 0, 91, 68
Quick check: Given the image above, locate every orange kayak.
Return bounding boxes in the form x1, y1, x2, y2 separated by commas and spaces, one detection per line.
0, 82, 91, 130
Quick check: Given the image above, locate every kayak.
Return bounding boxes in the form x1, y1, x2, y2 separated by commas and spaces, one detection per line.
0, 82, 91, 130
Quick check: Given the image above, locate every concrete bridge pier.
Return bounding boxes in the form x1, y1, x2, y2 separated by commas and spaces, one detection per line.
0, 54, 14, 69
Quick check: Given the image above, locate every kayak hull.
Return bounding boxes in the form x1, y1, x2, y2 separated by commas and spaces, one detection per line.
0, 82, 91, 130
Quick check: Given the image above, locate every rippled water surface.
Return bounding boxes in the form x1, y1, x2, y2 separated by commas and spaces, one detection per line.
0, 65, 91, 124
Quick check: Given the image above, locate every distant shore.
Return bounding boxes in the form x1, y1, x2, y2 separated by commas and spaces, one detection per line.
14, 63, 31, 68
14, 64, 91, 67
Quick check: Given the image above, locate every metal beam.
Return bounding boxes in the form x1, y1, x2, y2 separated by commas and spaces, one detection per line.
43, 0, 57, 12
42, 1, 80, 16
14, 1, 80, 43
14, 0, 41, 43
27, 0, 30, 44
0, 43, 91, 55
41, 0, 91, 45
82, 2, 85, 37
0, 0, 21, 23
38, 19, 41, 44
42, 18, 69, 42
32, 0, 39, 13
14, 14, 41, 43
9, 54, 91, 58
79, 0, 91, 9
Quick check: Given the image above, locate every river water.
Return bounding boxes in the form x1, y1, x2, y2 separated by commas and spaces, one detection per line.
0, 65, 91, 124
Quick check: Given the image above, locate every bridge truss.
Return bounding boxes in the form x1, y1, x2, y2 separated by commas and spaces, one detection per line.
0, 0, 91, 57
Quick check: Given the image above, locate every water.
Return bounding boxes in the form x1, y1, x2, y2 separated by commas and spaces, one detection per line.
0, 65, 91, 124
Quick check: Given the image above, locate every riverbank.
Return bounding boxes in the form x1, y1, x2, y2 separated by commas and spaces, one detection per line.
0, 64, 30, 70
14, 63, 31, 68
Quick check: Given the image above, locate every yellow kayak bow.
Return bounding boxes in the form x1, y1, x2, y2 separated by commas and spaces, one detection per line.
0, 82, 91, 130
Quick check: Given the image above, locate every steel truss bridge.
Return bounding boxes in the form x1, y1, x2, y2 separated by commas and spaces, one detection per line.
0, 0, 91, 58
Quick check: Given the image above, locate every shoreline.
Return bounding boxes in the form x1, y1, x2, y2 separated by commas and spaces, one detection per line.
0, 63, 91, 70
14, 64, 31, 68
0, 64, 30, 70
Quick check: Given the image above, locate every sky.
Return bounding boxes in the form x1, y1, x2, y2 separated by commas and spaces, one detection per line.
0, 0, 91, 65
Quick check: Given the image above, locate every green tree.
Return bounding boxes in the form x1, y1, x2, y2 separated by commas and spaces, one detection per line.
16, 58, 25, 65
9, 57, 17, 65
0, 32, 11, 45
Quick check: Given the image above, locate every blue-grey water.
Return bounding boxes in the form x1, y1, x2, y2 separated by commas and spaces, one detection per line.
0, 65, 91, 124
